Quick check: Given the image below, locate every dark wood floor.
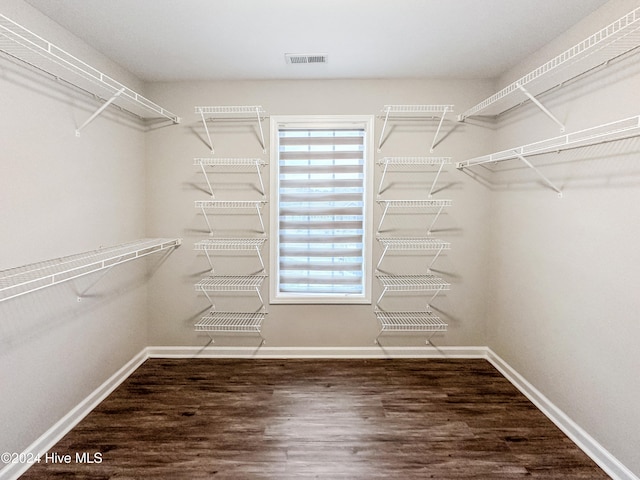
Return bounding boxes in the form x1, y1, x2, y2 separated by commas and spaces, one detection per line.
20, 358, 609, 479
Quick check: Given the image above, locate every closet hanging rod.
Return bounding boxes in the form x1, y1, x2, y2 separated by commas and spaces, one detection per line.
0, 14, 180, 125
456, 114, 640, 169
0, 238, 181, 303
458, 7, 640, 121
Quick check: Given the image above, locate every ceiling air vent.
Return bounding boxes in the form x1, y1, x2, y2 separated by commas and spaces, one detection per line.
285, 53, 328, 64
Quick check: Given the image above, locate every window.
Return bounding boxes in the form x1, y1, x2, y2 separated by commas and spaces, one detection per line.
270, 115, 373, 304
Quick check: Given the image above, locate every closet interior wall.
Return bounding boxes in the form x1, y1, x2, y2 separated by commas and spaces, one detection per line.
485, 0, 640, 473
144, 78, 495, 348
0, 0, 151, 462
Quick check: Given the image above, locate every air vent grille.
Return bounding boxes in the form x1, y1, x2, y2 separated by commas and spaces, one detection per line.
285, 53, 328, 64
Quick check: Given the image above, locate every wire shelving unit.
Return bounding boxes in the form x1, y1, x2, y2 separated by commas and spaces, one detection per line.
0, 14, 180, 134
194, 157, 267, 198
457, 114, 640, 196
195, 200, 267, 235
377, 157, 451, 197
195, 106, 267, 153
377, 199, 452, 233
195, 274, 267, 312
375, 311, 448, 343
458, 7, 640, 125
0, 238, 181, 303
375, 274, 450, 309
378, 105, 454, 152
376, 237, 450, 271
194, 237, 266, 273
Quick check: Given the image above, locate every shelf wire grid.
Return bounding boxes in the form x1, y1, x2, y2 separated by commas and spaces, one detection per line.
377, 237, 451, 251
376, 274, 450, 291
377, 157, 451, 167
194, 238, 267, 251
194, 158, 266, 167
0, 14, 180, 123
195, 311, 265, 332
195, 106, 266, 117
377, 199, 452, 208
195, 275, 267, 292
195, 200, 267, 209
376, 311, 448, 332
0, 238, 181, 302
381, 105, 454, 115
459, 7, 640, 120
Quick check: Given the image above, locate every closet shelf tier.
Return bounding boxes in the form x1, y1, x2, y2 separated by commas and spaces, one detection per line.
377, 237, 450, 250
194, 238, 267, 251
195, 312, 265, 333
195, 106, 266, 117
0, 14, 180, 125
195, 200, 267, 209
459, 7, 640, 121
0, 238, 181, 303
377, 199, 452, 208
381, 105, 454, 115
376, 274, 450, 291
456, 114, 640, 169
194, 158, 267, 167
195, 275, 267, 292
377, 157, 451, 166
376, 311, 448, 332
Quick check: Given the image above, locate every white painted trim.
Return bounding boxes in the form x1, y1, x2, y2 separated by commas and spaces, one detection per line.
146, 345, 489, 359
4, 346, 637, 480
0, 349, 149, 480
486, 349, 639, 480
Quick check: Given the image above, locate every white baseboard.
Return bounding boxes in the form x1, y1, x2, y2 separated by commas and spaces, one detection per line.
486, 349, 639, 480
0, 350, 148, 480
146, 345, 488, 359
4, 345, 637, 480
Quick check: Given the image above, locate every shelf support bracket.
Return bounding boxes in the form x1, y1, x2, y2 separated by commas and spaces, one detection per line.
377, 107, 391, 152
201, 206, 214, 236
255, 107, 266, 153
255, 161, 266, 197
430, 110, 448, 152
427, 244, 446, 273
377, 161, 390, 196
376, 245, 390, 270
427, 161, 445, 198
200, 164, 215, 198
426, 205, 445, 236
199, 110, 215, 154
76, 87, 125, 136
514, 152, 563, 197
377, 202, 390, 232
517, 84, 565, 132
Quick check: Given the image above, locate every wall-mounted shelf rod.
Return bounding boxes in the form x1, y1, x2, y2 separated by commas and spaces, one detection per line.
195, 106, 267, 154
0, 14, 180, 128
456, 114, 640, 170
458, 7, 640, 121
0, 238, 181, 303
377, 105, 454, 152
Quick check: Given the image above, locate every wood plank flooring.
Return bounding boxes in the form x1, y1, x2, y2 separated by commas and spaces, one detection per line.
20, 359, 610, 479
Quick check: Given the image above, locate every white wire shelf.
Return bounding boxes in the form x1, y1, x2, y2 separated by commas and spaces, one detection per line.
194, 158, 267, 167
194, 157, 267, 198
195, 311, 265, 333
377, 274, 450, 291
377, 199, 452, 234
377, 237, 451, 250
376, 311, 448, 332
0, 14, 180, 128
378, 105, 454, 152
377, 157, 451, 197
456, 114, 640, 172
195, 275, 266, 292
194, 238, 267, 251
459, 7, 640, 121
0, 238, 181, 303
195, 106, 267, 154
195, 200, 266, 209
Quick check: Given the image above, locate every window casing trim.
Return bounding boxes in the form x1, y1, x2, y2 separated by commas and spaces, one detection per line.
269, 115, 374, 304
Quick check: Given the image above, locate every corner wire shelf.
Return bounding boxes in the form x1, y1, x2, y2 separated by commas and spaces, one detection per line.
194, 237, 267, 273
0, 14, 180, 135
195, 274, 267, 311
377, 105, 454, 152
376, 237, 451, 271
375, 274, 450, 310
0, 238, 181, 303
195, 200, 267, 235
194, 157, 267, 198
377, 199, 452, 234
375, 311, 448, 344
195, 106, 267, 154
456, 114, 640, 197
377, 157, 451, 197
458, 7, 640, 129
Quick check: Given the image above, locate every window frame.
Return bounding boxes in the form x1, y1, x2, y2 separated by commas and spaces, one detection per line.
269, 115, 374, 305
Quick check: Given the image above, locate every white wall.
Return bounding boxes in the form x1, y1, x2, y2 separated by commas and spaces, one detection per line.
0, 0, 151, 465
144, 78, 494, 348
485, 0, 640, 475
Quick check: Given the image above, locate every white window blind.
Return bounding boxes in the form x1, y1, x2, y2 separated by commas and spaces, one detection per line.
271, 116, 373, 304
